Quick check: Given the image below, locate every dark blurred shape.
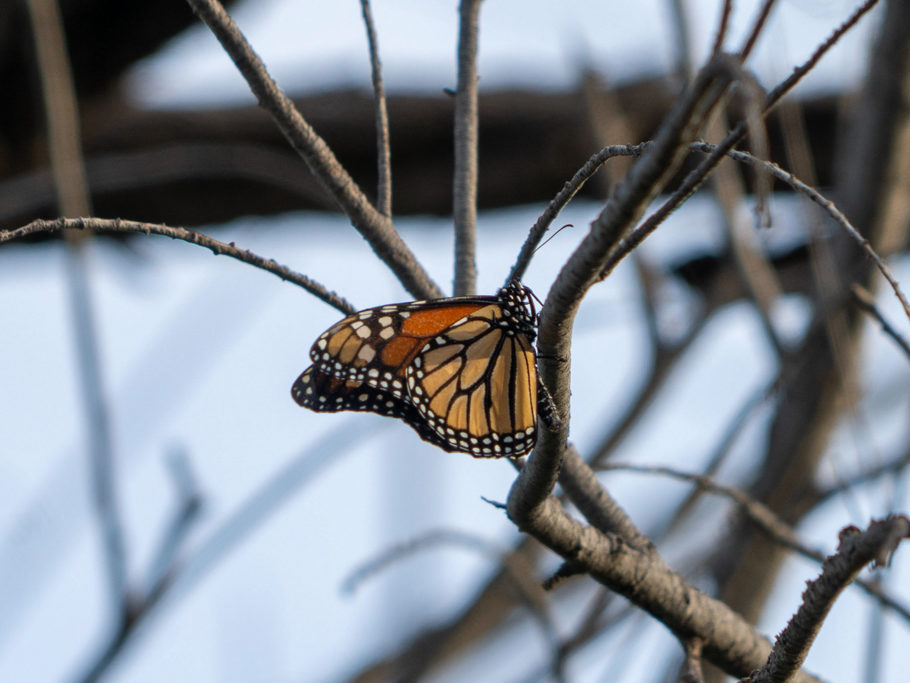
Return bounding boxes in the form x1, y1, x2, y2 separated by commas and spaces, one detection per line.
670, 241, 814, 309
0, 0, 238, 169
0, 0, 844, 233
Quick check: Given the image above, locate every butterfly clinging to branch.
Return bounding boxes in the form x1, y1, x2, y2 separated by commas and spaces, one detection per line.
291, 281, 560, 457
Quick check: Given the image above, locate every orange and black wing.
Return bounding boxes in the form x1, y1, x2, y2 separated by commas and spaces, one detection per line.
291, 367, 460, 452
406, 303, 538, 456
292, 282, 546, 457
307, 297, 498, 401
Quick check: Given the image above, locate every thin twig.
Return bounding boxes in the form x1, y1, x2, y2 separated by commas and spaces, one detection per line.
512, 56, 736, 518
342, 528, 498, 592
76, 420, 374, 683
659, 380, 776, 536
0, 142, 340, 220
739, 0, 778, 60
711, 0, 734, 56
359, 0, 392, 217
679, 637, 705, 683
24, 0, 90, 219
602, 463, 910, 624
342, 528, 556, 649
851, 283, 910, 360
453, 0, 482, 295
2, 217, 357, 314
706, 104, 782, 356
25, 0, 129, 614
602, 463, 810, 559
863, 575, 886, 683
508, 143, 646, 285
184, 0, 440, 299
763, 0, 879, 111
600, 0, 881, 280
706, 144, 910, 322
143, 448, 203, 594
667, 0, 693, 81
589, 314, 709, 469
748, 516, 910, 683
813, 444, 910, 506
595, 136, 910, 334
534, 136, 910, 326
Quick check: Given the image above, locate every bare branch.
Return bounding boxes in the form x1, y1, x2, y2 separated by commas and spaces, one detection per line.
862, 575, 887, 683
581, 136, 910, 330
184, 0, 440, 299
342, 527, 558, 652
25, 0, 90, 219
359, 0, 392, 217
657, 381, 776, 535
813, 444, 910, 506
749, 516, 910, 683
601, 0, 881, 279
667, 0, 693, 81
76, 421, 374, 682
453, 0, 482, 295
711, 0, 733, 56
763, 0, 879, 110
559, 447, 651, 550
603, 463, 910, 625
679, 637, 705, 683
345, 529, 567, 676
25, 0, 129, 616
512, 55, 735, 520
701, 144, 910, 322
509, 495, 822, 682
706, 102, 782, 355
143, 448, 203, 594
852, 283, 910, 360
343, 529, 503, 593
2, 217, 357, 314
739, 0, 778, 60
604, 463, 808, 557
508, 143, 646, 285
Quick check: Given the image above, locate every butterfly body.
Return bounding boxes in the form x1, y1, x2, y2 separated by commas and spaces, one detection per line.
292, 281, 555, 457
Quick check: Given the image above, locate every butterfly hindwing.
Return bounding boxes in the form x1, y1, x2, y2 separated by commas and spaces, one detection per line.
291, 367, 460, 452
406, 303, 538, 457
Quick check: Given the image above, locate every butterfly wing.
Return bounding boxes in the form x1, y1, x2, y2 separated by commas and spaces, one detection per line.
291, 366, 460, 452
406, 304, 538, 457
308, 298, 497, 401
294, 283, 542, 457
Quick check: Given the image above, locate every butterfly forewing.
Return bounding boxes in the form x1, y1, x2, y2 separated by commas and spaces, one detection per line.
309, 299, 495, 396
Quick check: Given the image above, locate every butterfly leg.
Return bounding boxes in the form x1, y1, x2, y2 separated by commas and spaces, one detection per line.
536, 374, 562, 432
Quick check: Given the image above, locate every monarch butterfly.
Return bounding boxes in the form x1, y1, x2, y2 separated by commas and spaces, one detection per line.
291, 281, 559, 457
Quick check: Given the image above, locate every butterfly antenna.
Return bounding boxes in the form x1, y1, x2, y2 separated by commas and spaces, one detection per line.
532, 223, 574, 255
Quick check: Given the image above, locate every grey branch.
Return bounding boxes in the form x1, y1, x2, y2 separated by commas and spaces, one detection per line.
184, 0, 440, 299
2, 217, 356, 314
749, 516, 910, 683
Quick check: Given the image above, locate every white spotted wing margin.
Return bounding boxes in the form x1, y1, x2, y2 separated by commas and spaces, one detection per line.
405, 303, 540, 457
291, 367, 459, 452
